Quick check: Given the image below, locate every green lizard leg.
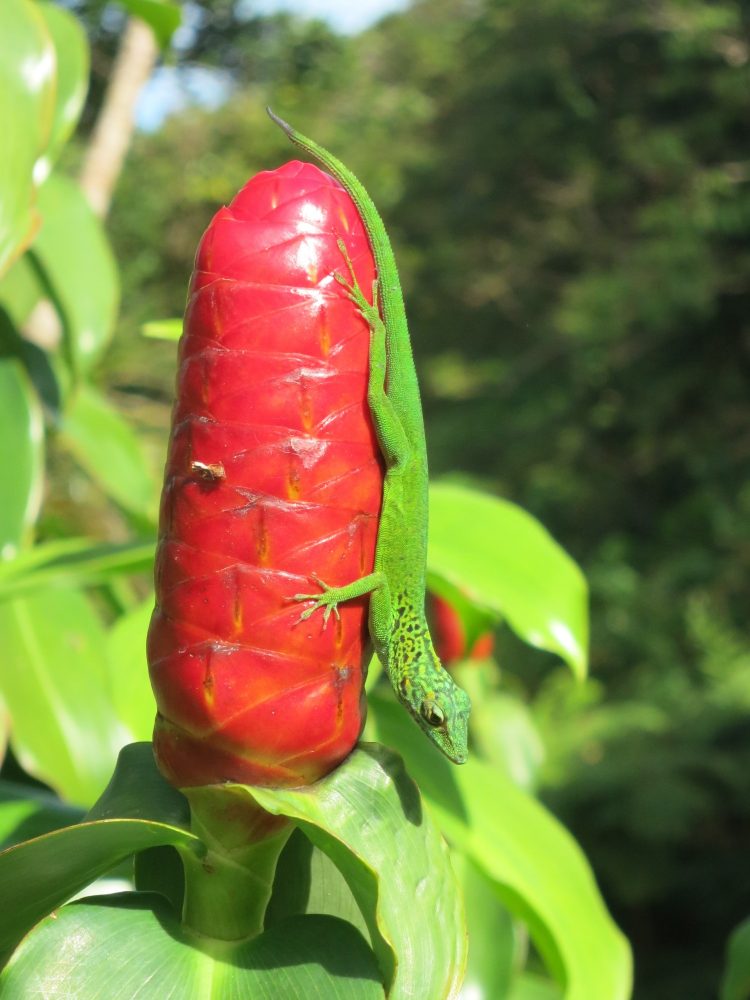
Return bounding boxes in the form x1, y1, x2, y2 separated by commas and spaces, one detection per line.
293, 571, 386, 628
335, 241, 410, 469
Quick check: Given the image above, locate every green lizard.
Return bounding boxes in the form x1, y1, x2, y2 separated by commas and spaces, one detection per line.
269, 109, 471, 764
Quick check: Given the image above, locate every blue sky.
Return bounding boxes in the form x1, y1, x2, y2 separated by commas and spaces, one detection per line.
136, 0, 409, 131
250, 0, 409, 34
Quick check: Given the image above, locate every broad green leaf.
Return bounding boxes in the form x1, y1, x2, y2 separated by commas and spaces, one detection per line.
134, 844, 185, 911
59, 383, 158, 520
0, 0, 55, 275
0, 588, 129, 805
0, 254, 43, 328
107, 597, 156, 742
142, 317, 182, 340
455, 851, 519, 1000
0, 780, 83, 849
36, 3, 89, 179
119, 0, 182, 48
0, 355, 44, 561
0, 743, 198, 959
510, 974, 564, 1000
0, 295, 64, 414
230, 744, 467, 1000
428, 482, 589, 678
32, 174, 119, 373
1, 896, 384, 999
267, 827, 371, 943
85, 742, 190, 828
453, 664, 544, 791
0, 537, 156, 600
721, 916, 750, 1000
371, 694, 632, 1000
0, 821, 200, 961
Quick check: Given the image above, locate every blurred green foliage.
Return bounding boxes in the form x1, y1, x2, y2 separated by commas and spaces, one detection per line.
91, 1, 749, 997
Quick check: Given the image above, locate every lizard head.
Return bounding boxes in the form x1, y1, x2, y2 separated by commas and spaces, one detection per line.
396, 659, 471, 764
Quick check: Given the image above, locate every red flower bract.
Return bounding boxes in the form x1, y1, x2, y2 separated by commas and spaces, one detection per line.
148, 161, 382, 788
428, 594, 495, 665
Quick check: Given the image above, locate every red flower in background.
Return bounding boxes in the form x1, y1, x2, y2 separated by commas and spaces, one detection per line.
148, 161, 382, 788
428, 593, 494, 665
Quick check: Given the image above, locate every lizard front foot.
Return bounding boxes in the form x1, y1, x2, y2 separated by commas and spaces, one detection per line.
293, 573, 342, 628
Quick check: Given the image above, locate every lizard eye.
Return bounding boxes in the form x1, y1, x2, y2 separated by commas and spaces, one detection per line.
420, 700, 445, 728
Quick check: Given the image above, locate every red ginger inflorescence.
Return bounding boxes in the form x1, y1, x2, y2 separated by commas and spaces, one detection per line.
148, 161, 382, 788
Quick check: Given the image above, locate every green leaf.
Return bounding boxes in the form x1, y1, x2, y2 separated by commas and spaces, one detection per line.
119, 0, 182, 48
0, 747, 383, 995
0, 743, 197, 959
0, 355, 44, 561
453, 668, 544, 791
141, 317, 182, 340
1, 895, 384, 999
428, 482, 589, 678
0, 820, 200, 962
0, 780, 83, 850
0, 254, 43, 328
223, 744, 467, 1000
371, 694, 632, 1000
32, 174, 119, 373
107, 597, 156, 742
721, 916, 750, 1000
85, 742, 190, 827
134, 844, 185, 911
509, 973, 564, 1000
35, 3, 89, 178
0, 293, 64, 414
0, 588, 129, 805
0, 537, 156, 600
0, 0, 55, 276
267, 827, 371, 944
455, 851, 520, 1000
59, 383, 158, 520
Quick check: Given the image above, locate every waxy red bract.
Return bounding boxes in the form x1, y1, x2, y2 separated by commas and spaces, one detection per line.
148, 161, 382, 788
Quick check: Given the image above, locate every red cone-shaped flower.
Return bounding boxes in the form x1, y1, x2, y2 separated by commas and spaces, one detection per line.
148, 161, 382, 788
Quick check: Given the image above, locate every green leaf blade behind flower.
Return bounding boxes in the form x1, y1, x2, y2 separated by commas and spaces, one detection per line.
371, 694, 632, 1000
59, 383, 158, 521
428, 482, 589, 678
0, 0, 55, 276
0, 353, 44, 561
0, 588, 128, 805
32, 174, 120, 374
36, 2, 89, 177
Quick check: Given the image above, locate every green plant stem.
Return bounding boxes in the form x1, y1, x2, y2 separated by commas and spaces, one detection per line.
181, 787, 292, 942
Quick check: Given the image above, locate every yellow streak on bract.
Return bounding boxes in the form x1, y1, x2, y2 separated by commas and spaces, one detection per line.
203, 661, 215, 707
287, 456, 301, 500
232, 589, 243, 634
338, 207, 350, 231
306, 262, 318, 285
319, 317, 330, 357
256, 507, 270, 565
299, 379, 313, 432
